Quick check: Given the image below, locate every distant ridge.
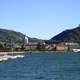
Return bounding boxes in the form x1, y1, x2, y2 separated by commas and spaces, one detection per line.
0, 28, 43, 43
50, 25, 80, 43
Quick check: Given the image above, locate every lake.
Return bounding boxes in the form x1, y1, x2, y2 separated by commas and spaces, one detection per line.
0, 52, 80, 80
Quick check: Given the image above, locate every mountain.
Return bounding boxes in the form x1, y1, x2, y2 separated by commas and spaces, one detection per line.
50, 25, 80, 43
0, 28, 43, 43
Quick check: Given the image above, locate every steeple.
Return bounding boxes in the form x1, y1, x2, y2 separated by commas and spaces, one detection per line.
24, 34, 29, 44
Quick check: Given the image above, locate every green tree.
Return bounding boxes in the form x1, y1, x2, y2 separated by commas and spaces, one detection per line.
0, 42, 4, 49
36, 43, 45, 50
36, 43, 42, 50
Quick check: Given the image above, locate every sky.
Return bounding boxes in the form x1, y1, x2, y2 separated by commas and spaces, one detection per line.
0, 0, 80, 39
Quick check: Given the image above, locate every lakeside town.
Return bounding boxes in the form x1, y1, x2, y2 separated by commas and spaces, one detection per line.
0, 35, 80, 53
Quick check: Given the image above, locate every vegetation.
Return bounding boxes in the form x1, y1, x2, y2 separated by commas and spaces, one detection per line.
0, 28, 44, 51
0, 28, 44, 43
0, 42, 4, 49
50, 25, 80, 43
36, 43, 45, 50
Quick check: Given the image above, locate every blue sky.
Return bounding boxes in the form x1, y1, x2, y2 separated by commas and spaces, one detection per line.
0, 0, 80, 39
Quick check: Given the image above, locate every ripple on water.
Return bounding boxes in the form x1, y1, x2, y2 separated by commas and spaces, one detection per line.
0, 52, 80, 80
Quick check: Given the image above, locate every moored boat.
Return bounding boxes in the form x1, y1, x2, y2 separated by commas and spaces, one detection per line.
0, 52, 24, 61
72, 49, 80, 52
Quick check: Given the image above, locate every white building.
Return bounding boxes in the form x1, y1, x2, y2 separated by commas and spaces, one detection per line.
25, 36, 29, 44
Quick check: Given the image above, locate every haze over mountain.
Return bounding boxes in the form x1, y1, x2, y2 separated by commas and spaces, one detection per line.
50, 25, 80, 43
0, 28, 43, 43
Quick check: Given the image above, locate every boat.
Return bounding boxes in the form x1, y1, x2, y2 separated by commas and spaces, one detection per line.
0, 52, 24, 61
0, 53, 10, 61
8, 55, 24, 59
72, 49, 80, 52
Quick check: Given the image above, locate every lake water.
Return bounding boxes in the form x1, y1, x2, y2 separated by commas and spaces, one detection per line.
0, 52, 80, 80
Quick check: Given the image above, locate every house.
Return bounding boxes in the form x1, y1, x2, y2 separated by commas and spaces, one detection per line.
24, 42, 38, 50
56, 42, 65, 51
65, 42, 80, 51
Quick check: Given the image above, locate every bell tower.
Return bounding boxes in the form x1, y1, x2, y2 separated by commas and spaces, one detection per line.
24, 34, 29, 45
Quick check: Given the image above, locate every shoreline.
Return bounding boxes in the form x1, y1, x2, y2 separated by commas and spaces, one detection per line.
0, 50, 75, 54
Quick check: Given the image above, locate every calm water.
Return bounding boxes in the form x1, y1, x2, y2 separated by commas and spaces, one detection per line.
0, 52, 80, 80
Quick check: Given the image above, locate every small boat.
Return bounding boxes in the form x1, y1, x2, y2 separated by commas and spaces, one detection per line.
0, 52, 24, 61
0, 54, 9, 61
73, 49, 80, 53
9, 55, 24, 59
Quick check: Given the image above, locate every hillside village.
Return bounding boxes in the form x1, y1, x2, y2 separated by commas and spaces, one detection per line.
0, 25, 80, 52
0, 36, 80, 52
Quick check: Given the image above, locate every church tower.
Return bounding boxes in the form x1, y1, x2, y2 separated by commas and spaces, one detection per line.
24, 35, 29, 44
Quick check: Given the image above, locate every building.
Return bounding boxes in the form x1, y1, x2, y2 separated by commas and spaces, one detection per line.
65, 42, 80, 51
56, 42, 65, 51
24, 42, 38, 50
24, 36, 29, 45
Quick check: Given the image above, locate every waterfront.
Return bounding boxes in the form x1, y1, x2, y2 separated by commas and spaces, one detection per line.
0, 52, 80, 80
